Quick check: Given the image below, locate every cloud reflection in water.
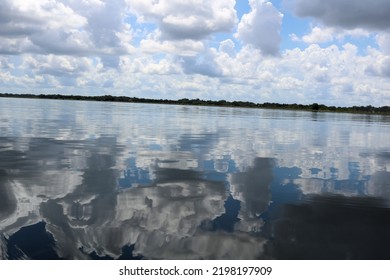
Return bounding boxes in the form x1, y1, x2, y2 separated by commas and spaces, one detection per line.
0, 99, 390, 259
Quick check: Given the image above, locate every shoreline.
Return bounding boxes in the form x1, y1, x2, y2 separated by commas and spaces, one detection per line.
1, 92, 389, 115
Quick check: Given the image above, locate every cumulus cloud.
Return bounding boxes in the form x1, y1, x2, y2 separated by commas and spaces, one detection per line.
127, 0, 237, 41
0, 57, 13, 69
366, 55, 390, 78
0, 0, 389, 106
290, 0, 390, 30
213, 40, 390, 105
23, 55, 93, 77
140, 36, 205, 56
236, 0, 283, 56
179, 48, 223, 77
291, 26, 370, 44
380, 58, 390, 77
377, 33, 390, 54
219, 39, 236, 57
291, 26, 334, 44
122, 56, 181, 75
0, 0, 87, 37
0, 0, 134, 61
0, 0, 87, 54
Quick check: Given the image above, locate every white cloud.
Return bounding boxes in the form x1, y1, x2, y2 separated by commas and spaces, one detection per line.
140, 35, 205, 56
120, 55, 181, 76
0, 0, 388, 106
0, 0, 87, 55
179, 48, 223, 77
2, 37, 389, 106
377, 33, 390, 55
0, 57, 13, 70
276, 76, 304, 90
365, 48, 390, 78
291, 26, 371, 45
22, 55, 93, 77
0, 37, 36, 55
236, 0, 283, 56
219, 39, 236, 57
282, 43, 390, 105
127, 0, 237, 41
293, 27, 334, 44
0, 0, 87, 34
0, 0, 134, 61
380, 57, 390, 77
213, 41, 390, 105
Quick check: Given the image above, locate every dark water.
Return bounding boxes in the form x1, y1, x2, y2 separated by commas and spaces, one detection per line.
1, 97, 390, 260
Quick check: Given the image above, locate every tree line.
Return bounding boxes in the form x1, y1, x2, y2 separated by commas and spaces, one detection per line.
0, 92, 389, 114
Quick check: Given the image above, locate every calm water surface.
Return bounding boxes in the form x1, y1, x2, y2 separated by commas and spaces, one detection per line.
1, 97, 390, 259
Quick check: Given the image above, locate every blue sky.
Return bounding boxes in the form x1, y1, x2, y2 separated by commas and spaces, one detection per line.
1, 0, 390, 106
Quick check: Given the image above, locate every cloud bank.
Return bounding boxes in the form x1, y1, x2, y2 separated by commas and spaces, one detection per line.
0, 0, 389, 106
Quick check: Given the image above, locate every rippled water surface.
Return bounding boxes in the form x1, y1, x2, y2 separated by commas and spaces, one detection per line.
1, 97, 390, 259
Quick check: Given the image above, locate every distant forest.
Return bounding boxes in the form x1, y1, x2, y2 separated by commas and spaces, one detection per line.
1, 92, 389, 115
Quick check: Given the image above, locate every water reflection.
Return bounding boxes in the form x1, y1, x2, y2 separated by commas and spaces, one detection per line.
264, 194, 390, 259
0, 98, 390, 259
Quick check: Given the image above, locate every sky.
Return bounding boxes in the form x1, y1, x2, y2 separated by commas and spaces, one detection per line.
1, 0, 390, 106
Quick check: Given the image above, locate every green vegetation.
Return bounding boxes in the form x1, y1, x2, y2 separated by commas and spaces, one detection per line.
1, 92, 389, 115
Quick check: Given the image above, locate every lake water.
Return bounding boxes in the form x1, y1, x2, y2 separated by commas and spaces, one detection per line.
0, 97, 390, 260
